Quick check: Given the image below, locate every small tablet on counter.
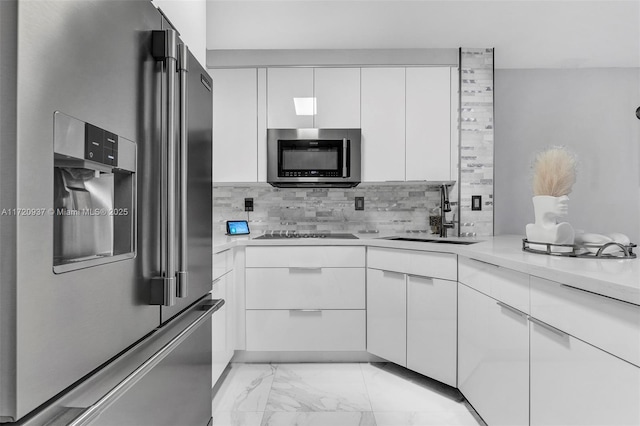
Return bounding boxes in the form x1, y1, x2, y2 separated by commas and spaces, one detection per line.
226, 220, 250, 236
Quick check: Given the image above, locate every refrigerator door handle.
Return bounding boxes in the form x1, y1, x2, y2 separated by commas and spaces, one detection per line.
66, 298, 225, 426
150, 29, 178, 306
176, 43, 189, 298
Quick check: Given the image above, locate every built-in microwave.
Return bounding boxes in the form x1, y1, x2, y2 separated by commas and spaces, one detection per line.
267, 128, 361, 188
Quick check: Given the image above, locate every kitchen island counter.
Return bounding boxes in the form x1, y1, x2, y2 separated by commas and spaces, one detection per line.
214, 233, 639, 305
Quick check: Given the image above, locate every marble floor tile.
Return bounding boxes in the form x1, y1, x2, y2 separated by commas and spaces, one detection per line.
212, 411, 265, 426
261, 411, 377, 426
265, 363, 372, 412
212, 363, 276, 412
373, 411, 486, 426
360, 364, 469, 413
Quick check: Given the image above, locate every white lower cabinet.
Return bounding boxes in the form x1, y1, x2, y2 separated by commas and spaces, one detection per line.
245, 267, 365, 310
245, 310, 365, 351
406, 276, 457, 387
366, 268, 407, 366
530, 314, 640, 426
367, 248, 458, 384
458, 283, 529, 426
244, 246, 366, 353
211, 271, 235, 385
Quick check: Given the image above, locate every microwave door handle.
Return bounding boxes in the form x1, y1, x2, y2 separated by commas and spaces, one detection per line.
342, 138, 348, 178
176, 43, 188, 298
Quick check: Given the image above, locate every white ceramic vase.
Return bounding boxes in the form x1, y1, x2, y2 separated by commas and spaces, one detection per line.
525, 195, 575, 253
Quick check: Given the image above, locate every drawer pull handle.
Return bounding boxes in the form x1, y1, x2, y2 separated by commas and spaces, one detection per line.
496, 301, 527, 318
381, 269, 404, 276
290, 309, 322, 313
528, 317, 567, 338
469, 258, 499, 268
289, 267, 322, 271
407, 274, 434, 281
560, 283, 600, 297
212, 277, 222, 285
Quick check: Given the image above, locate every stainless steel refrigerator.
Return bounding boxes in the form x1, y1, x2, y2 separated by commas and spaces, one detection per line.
0, 1, 220, 424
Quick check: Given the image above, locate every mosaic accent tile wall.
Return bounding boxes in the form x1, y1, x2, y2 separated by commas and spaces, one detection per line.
459, 48, 494, 236
213, 184, 447, 235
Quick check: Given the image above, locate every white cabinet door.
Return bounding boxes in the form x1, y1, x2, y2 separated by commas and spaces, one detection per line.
366, 268, 407, 366
458, 283, 529, 426
267, 68, 314, 128
314, 68, 360, 128
530, 318, 640, 426
406, 276, 456, 387
211, 273, 230, 385
406, 67, 452, 181
211, 68, 258, 183
361, 68, 406, 182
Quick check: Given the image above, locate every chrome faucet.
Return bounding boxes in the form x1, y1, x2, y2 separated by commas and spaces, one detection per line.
439, 184, 455, 238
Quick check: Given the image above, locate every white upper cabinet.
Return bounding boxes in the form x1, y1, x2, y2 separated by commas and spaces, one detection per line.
314, 68, 361, 128
361, 68, 406, 182
213, 66, 454, 183
267, 67, 360, 129
406, 67, 452, 181
267, 68, 314, 129
211, 68, 258, 183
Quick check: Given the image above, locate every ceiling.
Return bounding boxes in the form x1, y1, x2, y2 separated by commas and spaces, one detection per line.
206, 0, 640, 69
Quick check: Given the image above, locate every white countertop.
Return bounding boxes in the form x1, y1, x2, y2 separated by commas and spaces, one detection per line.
214, 232, 640, 306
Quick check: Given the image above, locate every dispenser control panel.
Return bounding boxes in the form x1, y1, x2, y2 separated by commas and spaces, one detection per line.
85, 123, 118, 166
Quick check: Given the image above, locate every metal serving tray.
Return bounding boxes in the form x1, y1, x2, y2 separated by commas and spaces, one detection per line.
522, 239, 636, 259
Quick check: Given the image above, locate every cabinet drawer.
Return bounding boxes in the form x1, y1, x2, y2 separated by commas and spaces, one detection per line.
530, 276, 640, 367
245, 309, 366, 351
246, 246, 365, 268
367, 247, 456, 280
530, 317, 640, 426
213, 249, 233, 281
458, 257, 529, 314
246, 267, 365, 309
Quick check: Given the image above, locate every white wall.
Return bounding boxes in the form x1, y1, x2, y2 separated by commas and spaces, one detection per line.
154, 0, 207, 66
494, 68, 640, 242
206, 0, 639, 69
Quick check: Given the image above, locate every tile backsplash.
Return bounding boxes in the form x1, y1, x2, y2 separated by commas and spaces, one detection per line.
213, 183, 452, 235
458, 47, 494, 236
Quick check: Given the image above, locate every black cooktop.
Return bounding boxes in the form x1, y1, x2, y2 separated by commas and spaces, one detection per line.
254, 232, 359, 240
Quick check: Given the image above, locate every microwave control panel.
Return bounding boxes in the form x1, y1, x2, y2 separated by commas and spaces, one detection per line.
282, 171, 342, 177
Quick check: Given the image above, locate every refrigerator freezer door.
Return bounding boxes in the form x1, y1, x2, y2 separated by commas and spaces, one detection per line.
18, 297, 221, 426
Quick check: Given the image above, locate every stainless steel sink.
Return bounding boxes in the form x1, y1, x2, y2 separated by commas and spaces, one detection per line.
384, 237, 479, 245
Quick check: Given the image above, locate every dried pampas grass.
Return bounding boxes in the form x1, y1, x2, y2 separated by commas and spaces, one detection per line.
532, 146, 577, 196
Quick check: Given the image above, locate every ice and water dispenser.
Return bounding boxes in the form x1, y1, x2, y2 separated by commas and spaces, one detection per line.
53, 111, 136, 273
